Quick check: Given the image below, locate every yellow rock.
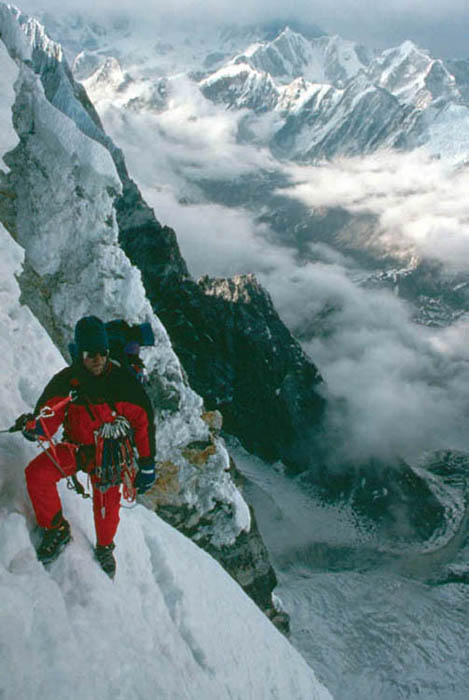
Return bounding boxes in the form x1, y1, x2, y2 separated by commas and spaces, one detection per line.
201, 410, 223, 432
181, 444, 217, 467
145, 461, 180, 506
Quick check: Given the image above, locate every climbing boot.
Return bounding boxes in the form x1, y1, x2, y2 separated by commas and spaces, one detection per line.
95, 542, 116, 579
36, 519, 71, 565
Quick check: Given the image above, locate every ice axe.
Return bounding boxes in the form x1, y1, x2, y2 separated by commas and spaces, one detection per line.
0, 413, 34, 434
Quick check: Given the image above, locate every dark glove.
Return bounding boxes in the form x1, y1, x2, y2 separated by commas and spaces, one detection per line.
20, 415, 45, 442
10, 413, 34, 433
134, 458, 156, 494
9, 413, 41, 441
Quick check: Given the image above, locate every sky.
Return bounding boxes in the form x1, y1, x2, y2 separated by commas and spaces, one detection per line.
20, 0, 469, 59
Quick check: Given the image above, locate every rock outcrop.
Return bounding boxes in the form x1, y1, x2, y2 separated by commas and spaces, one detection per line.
154, 273, 325, 468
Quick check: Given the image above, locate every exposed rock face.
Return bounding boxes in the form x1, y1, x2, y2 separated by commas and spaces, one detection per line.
113, 170, 190, 307
159, 273, 325, 468
116, 192, 326, 466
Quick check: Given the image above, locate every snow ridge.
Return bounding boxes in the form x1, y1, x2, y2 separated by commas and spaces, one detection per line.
0, 221, 330, 700
0, 2, 250, 548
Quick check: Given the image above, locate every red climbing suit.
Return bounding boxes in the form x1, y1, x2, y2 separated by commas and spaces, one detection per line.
25, 361, 156, 545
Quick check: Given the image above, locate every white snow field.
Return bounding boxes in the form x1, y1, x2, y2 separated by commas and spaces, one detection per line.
0, 223, 332, 699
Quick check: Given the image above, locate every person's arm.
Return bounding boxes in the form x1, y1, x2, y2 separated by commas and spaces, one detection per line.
115, 372, 156, 493
116, 373, 156, 460
25, 370, 71, 440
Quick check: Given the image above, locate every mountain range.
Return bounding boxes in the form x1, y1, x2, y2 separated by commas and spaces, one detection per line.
1, 5, 468, 699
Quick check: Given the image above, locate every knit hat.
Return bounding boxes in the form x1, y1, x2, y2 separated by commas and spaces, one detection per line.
74, 316, 109, 355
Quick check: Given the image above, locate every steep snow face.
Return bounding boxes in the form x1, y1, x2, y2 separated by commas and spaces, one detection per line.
0, 3, 249, 548
0, 42, 18, 168
368, 41, 460, 107
31, 8, 469, 162
0, 223, 64, 512
0, 222, 331, 700
241, 30, 371, 86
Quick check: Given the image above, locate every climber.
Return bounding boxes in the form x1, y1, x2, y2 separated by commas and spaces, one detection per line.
20, 316, 156, 578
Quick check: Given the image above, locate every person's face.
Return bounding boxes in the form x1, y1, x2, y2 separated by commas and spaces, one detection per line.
82, 350, 108, 376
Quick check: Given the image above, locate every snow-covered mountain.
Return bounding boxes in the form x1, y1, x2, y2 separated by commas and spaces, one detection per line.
2, 5, 469, 700
43, 13, 469, 165
0, 221, 330, 699
200, 30, 467, 162
0, 5, 333, 695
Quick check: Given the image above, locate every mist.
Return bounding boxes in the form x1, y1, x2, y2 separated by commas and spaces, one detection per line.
20, 0, 469, 58
96, 80, 469, 468
284, 152, 469, 272
13, 1, 469, 467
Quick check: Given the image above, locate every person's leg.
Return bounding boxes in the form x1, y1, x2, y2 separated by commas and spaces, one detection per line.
25, 445, 76, 564
92, 483, 121, 578
25, 445, 76, 528
92, 483, 121, 546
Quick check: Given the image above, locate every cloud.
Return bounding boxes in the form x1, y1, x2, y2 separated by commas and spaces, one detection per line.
94, 72, 469, 466
281, 266, 469, 464
143, 188, 296, 281
98, 76, 275, 189
284, 151, 469, 272
21, 0, 469, 57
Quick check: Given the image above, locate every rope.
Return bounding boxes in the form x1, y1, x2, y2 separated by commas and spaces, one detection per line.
33, 394, 136, 503
36, 392, 91, 500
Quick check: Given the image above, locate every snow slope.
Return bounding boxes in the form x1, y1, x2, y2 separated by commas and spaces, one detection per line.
0, 2, 251, 549
0, 221, 331, 699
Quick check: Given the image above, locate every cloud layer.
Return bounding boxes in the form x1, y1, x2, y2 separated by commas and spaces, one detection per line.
101, 84, 469, 466
285, 152, 469, 272
21, 0, 469, 57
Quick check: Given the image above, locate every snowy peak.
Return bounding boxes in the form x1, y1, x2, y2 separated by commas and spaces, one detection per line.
233, 29, 371, 87
238, 28, 319, 83
196, 28, 469, 162
369, 40, 460, 106
83, 55, 127, 98
200, 61, 281, 112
